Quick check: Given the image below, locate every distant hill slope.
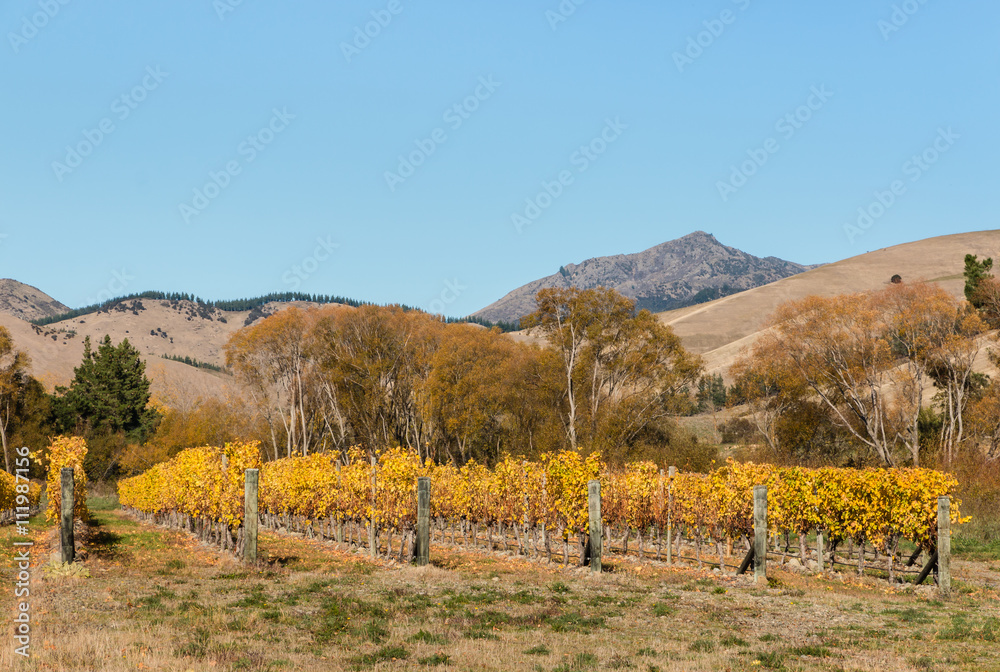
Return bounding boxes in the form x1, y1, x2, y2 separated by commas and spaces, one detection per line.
658, 229, 1000, 378
472, 231, 812, 323
0, 279, 70, 322
0, 297, 327, 405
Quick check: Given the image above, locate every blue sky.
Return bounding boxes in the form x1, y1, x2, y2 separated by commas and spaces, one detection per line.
2, 1, 997, 317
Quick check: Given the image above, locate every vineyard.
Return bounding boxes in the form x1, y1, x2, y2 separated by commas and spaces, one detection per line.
0, 466, 41, 525
117, 442, 965, 579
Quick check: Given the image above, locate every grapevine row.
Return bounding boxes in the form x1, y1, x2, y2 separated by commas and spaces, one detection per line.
118, 444, 965, 567
0, 468, 42, 525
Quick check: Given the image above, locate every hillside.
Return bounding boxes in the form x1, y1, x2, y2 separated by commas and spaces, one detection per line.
0, 297, 320, 405
472, 231, 812, 323
0, 279, 70, 321
658, 229, 1000, 377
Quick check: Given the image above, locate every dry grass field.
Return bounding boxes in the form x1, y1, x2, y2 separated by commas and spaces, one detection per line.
2, 495, 999, 672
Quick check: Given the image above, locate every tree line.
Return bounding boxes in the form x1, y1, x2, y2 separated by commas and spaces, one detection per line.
223, 287, 705, 467
32, 290, 517, 332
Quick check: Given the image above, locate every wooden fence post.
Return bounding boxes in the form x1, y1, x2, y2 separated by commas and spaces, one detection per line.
588, 480, 602, 573
244, 469, 259, 563
60, 467, 74, 564
336, 464, 344, 543
816, 530, 825, 573
416, 477, 430, 566
666, 466, 675, 564
370, 455, 377, 558
937, 496, 951, 596
753, 485, 768, 584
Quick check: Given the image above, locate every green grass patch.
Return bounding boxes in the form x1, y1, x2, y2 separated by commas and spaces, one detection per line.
545, 611, 605, 633
349, 645, 409, 667
937, 613, 999, 641
417, 653, 450, 666
883, 607, 931, 624
952, 534, 1000, 562
786, 645, 831, 657
651, 602, 676, 617
754, 651, 786, 669
524, 644, 550, 655
689, 639, 715, 653
549, 581, 572, 594
356, 618, 389, 643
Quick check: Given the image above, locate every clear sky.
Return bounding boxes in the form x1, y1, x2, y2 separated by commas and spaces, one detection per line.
2, 1, 997, 316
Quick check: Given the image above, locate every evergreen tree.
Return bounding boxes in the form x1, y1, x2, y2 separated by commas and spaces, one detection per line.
964, 254, 993, 304
53, 336, 159, 476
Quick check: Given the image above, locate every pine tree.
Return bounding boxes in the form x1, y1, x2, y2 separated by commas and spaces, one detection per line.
55, 335, 158, 445
963, 254, 993, 304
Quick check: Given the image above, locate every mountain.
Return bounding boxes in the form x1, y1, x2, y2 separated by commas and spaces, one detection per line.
657, 229, 1000, 378
472, 232, 813, 323
0, 279, 70, 322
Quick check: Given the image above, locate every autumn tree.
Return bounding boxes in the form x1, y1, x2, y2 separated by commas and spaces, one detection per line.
730, 332, 810, 458
965, 354, 1000, 461
0, 327, 31, 472
970, 276, 1000, 328
225, 307, 323, 460
522, 287, 701, 453
421, 325, 517, 463
308, 305, 444, 456
732, 282, 987, 467
134, 393, 263, 474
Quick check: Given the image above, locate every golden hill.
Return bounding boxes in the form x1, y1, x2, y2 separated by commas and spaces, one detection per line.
657, 230, 1000, 377
0, 297, 330, 406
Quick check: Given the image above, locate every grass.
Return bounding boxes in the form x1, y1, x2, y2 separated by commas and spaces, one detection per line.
952, 533, 1000, 562
349, 644, 409, 667
5, 495, 1000, 671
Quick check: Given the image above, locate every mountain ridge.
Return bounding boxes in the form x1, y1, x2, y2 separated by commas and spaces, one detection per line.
472, 231, 813, 322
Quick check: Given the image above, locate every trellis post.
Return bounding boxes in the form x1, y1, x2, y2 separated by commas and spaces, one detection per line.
60, 468, 74, 564
588, 480, 602, 573
244, 469, 259, 563
753, 485, 768, 584
415, 477, 431, 566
